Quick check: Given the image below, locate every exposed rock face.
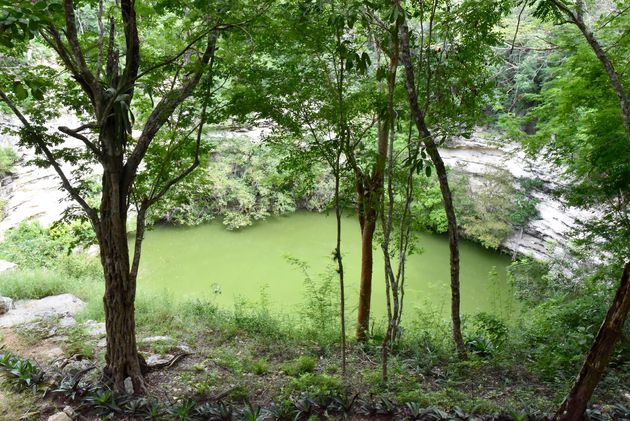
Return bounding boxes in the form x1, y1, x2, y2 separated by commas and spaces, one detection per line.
439, 134, 592, 260
0, 294, 85, 327
0, 114, 96, 238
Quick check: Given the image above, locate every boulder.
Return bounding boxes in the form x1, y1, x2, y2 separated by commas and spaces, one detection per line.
58, 316, 77, 328
146, 354, 174, 367
0, 294, 85, 327
0, 296, 14, 315
141, 335, 175, 344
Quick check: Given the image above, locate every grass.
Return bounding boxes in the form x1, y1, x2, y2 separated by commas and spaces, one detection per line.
0, 257, 628, 417
0, 382, 40, 420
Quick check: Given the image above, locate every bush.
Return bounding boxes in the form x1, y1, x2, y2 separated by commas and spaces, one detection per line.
149, 136, 330, 229
288, 373, 343, 401
0, 222, 67, 268
282, 356, 317, 377
520, 291, 610, 379
464, 312, 508, 357
0, 220, 96, 269
507, 258, 552, 302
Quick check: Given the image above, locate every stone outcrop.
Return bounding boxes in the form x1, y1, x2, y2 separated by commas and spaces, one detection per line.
0, 114, 95, 238
439, 134, 592, 260
0, 260, 16, 272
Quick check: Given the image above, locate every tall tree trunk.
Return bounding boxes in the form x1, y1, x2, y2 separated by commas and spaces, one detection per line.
355, 113, 389, 342
556, 262, 630, 420
356, 214, 376, 341
397, 19, 466, 357
98, 169, 144, 393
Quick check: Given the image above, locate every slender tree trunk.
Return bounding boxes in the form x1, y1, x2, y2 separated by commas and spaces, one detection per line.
430, 150, 466, 358
356, 214, 376, 341
354, 126, 388, 342
397, 20, 466, 357
556, 262, 630, 420
333, 147, 346, 375
98, 169, 144, 393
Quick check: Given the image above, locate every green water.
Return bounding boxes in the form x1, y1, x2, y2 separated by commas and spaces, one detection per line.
137, 212, 517, 320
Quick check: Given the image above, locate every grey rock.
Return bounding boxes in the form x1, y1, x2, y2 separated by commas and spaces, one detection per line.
63, 406, 75, 417
124, 377, 134, 395
0, 296, 14, 315
0, 294, 85, 327
146, 354, 174, 367
141, 335, 174, 344
175, 344, 192, 353
47, 412, 72, 421
58, 316, 77, 328
83, 320, 106, 337
439, 134, 589, 260
97, 337, 107, 348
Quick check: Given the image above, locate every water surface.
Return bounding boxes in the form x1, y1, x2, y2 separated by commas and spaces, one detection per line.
137, 212, 517, 321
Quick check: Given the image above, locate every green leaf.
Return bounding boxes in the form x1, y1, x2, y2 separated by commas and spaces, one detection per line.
14, 83, 28, 100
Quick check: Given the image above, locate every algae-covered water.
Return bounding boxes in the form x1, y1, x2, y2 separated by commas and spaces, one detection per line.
136, 212, 517, 320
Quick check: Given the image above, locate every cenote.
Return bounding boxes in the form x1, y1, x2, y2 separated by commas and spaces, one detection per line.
136, 212, 518, 321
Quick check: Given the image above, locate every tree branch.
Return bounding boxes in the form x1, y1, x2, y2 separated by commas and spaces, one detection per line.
120, 0, 140, 95
63, 0, 99, 101
122, 30, 219, 195
0, 89, 99, 225
58, 126, 104, 161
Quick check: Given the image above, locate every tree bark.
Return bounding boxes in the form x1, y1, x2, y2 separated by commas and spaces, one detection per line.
397, 19, 467, 357
98, 168, 144, 393
356, 214, 376, 341
556, 262, 630, 420
355, 116, 388, 342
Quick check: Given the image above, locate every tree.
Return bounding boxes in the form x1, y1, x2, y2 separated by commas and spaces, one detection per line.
391, 0, 509, 356
0, 0, 257, 392
519, 0, 630, 417
226, 0, 387, 342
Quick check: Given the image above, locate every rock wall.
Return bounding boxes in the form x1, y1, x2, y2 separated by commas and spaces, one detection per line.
439, 133, 593, 260
0, 114, 91, 238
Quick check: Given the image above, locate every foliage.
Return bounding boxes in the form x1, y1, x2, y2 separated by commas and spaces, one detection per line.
0, 351, 45, 392
518, 27, 630, 262
286, 257, 340, 341
0, 220, 97, 269
282, 356, 317, 378
507, 258, 552, 303
464, 313, 509, 357
149, 136, 331, 229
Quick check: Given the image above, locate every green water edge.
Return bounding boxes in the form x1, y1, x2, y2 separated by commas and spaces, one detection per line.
135, 211, 520, 327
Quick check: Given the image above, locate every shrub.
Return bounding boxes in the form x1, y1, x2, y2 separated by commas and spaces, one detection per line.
0, 221, 67, 268
283, 356, 317, 377
288, 373, 343, 401
464, 312, 509, 357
